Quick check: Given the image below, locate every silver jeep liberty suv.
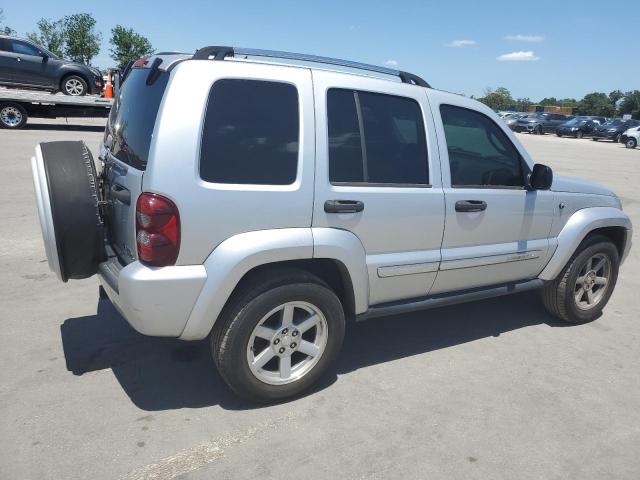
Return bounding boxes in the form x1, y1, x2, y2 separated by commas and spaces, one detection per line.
32, 46, 632, 402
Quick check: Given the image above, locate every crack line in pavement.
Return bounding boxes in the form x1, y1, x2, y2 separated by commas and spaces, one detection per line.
121, 410, 302, 480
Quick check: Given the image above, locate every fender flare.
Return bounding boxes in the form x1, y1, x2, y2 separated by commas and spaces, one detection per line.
179, 227, 369, 340
539, 207, 632, 281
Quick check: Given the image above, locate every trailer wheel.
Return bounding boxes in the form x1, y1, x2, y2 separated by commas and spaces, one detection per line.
31, 141, 105, 282
0, 102, 28, 129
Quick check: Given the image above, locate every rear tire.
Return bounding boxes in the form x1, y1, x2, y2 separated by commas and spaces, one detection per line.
576, 130, 584, 139
592, 137, 599, 141
212, 269, 345, 403
0, 102, 27, 129
542, 236, 619, 324
614, 134, 621, 143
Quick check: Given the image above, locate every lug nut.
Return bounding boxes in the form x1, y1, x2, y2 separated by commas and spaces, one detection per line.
274, 338, 280, 345
292, 331, 298, 337
282, 328, 288, 334
290, 342, 297, 348
279, 347, 286, 354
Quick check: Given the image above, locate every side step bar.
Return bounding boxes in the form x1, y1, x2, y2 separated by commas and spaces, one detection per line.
356, 279, 544, 321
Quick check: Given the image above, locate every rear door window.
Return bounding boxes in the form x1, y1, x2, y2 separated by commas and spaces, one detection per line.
107, 68, 169, 170
200, 79, 299, 185
327, 88, 429, 186
10, 40, 39, 56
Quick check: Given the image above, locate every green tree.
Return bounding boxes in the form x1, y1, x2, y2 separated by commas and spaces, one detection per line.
63, 13, 101, 65
0, 8, 17, 35
557, 98, 579, 108
478, 87, 514, 111
27, 18, 65, 57
538, 97, 559, 106
515, 97, 532, 112
576, 92, 616, 117
619, 91, 640, 119
608, 89, 624, 106
109, 25, 153, 70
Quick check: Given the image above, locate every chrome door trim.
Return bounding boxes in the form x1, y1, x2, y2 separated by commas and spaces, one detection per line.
440, 250, 542, 271
377, 262, 439, 278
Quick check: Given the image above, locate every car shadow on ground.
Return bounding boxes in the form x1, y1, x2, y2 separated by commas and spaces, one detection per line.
23, 123, 105, 132
60, 291, 567, 411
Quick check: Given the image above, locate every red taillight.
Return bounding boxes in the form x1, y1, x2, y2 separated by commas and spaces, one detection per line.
136, 193, 180, 266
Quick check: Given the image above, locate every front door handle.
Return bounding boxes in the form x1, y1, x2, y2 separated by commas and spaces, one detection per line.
455, 200, 487, 212
16, 57, 21, 62
324, 200, 365, 214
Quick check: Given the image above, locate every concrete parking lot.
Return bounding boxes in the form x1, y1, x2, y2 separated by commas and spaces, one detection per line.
1, 118, 638, 480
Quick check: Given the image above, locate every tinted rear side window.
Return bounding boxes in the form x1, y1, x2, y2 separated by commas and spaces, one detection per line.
108, 68, 169, 170
200, 79, 299, 185
327, 89, 429, 185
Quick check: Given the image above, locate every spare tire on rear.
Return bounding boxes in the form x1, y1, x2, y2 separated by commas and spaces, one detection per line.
31, 141, 105, 282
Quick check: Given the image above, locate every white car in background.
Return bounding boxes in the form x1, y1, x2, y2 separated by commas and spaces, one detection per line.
622, 125, 640, 149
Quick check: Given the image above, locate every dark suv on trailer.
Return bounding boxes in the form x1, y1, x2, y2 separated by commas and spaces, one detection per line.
512, 112, 572, 134
592, 118, 640, 143
0, 35, 103, 96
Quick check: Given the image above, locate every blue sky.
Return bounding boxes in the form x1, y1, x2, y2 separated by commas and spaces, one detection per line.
3, 0, 638, 100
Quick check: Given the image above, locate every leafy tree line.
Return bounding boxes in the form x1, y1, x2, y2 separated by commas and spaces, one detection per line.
478, 86, 640, 119
1, 10, 153, 69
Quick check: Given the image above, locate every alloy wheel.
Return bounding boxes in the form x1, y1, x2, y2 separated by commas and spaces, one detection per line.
246, 301, 328, 385
65, 78, 85, 96
574, 253, 611, 311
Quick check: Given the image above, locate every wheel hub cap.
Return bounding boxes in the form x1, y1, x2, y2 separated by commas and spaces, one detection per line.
574, 253, 611, 310
1, 107, 22, 127
246, 301, 328, 385
65, 79, 84, 95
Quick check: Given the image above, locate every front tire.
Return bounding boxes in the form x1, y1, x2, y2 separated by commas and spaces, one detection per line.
626, 138, 637, 149
212, 270, 346, 402
542, 236, 619, 324
61, 75, 88, 96
576, 130, 584, 139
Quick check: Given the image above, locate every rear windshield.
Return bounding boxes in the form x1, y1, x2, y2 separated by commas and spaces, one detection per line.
106, 68, 169, 170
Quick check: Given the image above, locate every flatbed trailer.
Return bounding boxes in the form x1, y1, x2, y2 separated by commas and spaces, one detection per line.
0, 88, 112, 129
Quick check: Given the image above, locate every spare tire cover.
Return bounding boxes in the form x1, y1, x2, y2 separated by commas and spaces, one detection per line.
32, 141, 105, 282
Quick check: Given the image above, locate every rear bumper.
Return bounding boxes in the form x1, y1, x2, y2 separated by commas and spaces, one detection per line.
98, 257, 207, 337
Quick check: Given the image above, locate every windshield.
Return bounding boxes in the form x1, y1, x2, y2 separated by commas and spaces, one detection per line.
564, 118, 587, 126
604, 119, 623, 127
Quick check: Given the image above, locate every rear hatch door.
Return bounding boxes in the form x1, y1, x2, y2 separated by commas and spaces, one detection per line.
101, 67, 170, 263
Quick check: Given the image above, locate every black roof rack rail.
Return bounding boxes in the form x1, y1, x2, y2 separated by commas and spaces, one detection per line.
192, 46, 431, 88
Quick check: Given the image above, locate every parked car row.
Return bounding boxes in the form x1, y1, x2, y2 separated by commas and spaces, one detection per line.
500, 110, 640, 148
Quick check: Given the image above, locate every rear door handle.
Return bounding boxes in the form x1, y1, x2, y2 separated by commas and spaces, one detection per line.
324, 200, 365, 214
111, 183, 130, 205
455, 200, 487, 212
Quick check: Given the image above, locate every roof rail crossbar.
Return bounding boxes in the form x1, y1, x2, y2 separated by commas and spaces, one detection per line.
192, 46, 431, 88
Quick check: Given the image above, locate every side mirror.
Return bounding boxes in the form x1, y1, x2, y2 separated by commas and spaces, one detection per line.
527, 163, 553, 190
39, 52, 49, 61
